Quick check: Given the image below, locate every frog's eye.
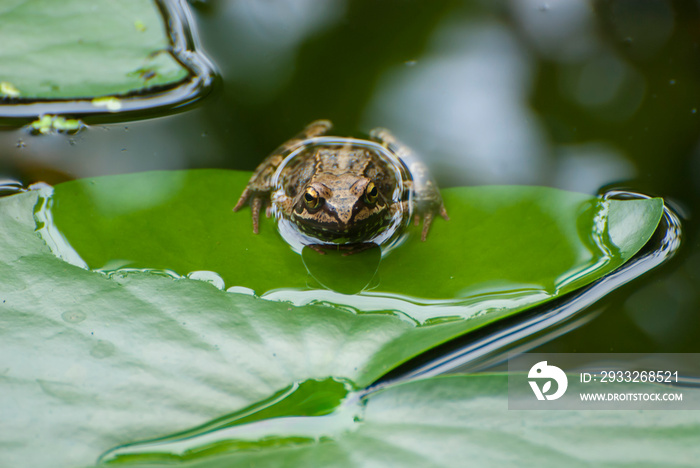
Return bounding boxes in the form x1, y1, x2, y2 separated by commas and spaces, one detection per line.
304, 187, 321, 209
365, 182, 379, 204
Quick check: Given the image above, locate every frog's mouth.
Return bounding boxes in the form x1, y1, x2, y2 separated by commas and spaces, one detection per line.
293, 213, 390, 244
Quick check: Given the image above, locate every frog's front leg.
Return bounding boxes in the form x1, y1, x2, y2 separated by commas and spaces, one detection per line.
234, 120, 332, 233
271, 191, 294, 218
370, 127, 449, 241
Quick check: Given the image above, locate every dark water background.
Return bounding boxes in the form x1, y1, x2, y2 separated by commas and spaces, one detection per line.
1, 0, 699, 354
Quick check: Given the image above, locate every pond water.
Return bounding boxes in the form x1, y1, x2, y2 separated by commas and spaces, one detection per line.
1, 0, 699, 356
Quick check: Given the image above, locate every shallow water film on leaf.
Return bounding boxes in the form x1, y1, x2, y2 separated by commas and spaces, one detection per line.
45, 169, 663, 326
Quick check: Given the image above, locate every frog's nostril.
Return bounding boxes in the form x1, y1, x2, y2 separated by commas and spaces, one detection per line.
336, 209, 352, 224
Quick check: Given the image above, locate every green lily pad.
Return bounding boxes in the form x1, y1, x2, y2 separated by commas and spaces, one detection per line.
48, 169, 663, 325
0, 172, 664, 467
0, 0, 189, 99
43, 169, 663, 379
81, 375, 700, 467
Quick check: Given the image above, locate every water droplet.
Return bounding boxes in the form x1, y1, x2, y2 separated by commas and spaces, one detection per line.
16, 139, 25, 148
692, 108, 697, 114
188, 270, 226, 290
62, 310, 87, 323
669, 79, 676, 85
404, 60, 417, 67
226, 285, 256, 296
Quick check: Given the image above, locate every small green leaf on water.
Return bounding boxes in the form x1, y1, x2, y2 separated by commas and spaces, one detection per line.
28, 114, 85, 134
0, 81, 20, 97
92, 97, 123, 112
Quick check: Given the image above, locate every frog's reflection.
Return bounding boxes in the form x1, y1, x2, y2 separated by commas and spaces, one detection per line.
301, 244, 381, 295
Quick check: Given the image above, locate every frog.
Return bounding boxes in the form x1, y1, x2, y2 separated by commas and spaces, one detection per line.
233, 119, 448, 249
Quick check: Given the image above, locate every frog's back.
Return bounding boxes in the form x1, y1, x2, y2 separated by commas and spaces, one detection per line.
279, 141, 400, 196
278, 148, 316, 197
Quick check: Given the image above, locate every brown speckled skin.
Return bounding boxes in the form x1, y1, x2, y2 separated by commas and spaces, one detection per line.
234, 120, 448, 243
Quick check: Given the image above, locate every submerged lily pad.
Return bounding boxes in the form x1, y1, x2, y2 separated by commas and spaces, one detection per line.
0, 172, 664, 467
0, 0, 189, 99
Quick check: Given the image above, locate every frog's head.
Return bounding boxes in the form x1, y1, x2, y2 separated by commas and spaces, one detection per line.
291, 173, 391, 242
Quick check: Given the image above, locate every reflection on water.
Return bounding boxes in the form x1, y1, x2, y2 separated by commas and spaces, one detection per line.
302, 245, 381, 295
553, 143, 635, 193
365, 21, 546, 187
218, 0, 346, 100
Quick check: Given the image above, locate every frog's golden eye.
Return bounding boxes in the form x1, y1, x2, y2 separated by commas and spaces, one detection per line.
365, 182, 379, 204
304, 187, 320, 209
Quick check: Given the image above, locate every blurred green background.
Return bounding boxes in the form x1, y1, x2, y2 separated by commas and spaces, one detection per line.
1, 0, 699, 354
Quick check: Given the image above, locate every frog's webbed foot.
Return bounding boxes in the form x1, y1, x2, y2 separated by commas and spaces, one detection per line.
414, 203, 449, 241
233, 189, 269, 234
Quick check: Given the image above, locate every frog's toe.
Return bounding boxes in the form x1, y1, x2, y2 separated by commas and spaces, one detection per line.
233, 187, 251, 212
440, 204, 450, 221
419, 204, 449, 241
420, 211, 435, 242
251, 197, 264, 234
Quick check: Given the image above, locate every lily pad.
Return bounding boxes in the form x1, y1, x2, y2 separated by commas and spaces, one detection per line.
48, 169, 663, 326
62, 375, 700, 467
0, 172, 664, 467
0, 0, 189, 99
